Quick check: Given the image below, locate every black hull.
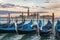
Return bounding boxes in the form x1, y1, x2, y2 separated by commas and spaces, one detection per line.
55, 31, 60, 38
18, 30, 36, 34
39, 30, 51, 36
0, 30, 36, 34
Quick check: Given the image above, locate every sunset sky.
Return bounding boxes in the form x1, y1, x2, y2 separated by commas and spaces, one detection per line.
0, 0, 60, 17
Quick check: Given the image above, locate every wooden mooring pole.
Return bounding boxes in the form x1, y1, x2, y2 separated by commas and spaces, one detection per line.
36, 12, 40, 36
33, 14, 34, 24
22, 12, 24, 22
8, 13, 10, 24
52, 13, 55, 36
27, 8, 29, 16
43, 17, 44, 26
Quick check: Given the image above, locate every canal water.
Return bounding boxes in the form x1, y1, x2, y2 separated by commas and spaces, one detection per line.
0, 18, 60, 40
0, 33, 60, 40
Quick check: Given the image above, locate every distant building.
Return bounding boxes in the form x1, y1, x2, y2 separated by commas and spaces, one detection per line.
40, 15, 52, 19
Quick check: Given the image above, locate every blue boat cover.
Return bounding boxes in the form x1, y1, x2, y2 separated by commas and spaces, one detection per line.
23, 20, 33, 30
43, 20, 52, 29
41, 20, 52, 32
0, 22, 24, 30
41, 28, 48, 32
0, 28, 15, 30
55, 20, 60, 31
18, 18, 25, 28
0, 20, 33, 31
38, 20, 42, 27
17, 22, 25, 28
0, 23, 9, 28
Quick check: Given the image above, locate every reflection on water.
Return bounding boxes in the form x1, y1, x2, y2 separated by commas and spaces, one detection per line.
20, 34, 40, 40
0, 33, 24, 40
0, 33, 60, 40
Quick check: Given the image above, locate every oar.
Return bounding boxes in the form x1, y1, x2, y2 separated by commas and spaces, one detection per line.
14, 22, 18, 34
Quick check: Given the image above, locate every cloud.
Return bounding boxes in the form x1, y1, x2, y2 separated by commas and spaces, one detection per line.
42, 3, 60, 9
0, 0, 60, 8
0, 0, 5, 1
0, 0, 38, 8
18, 2, 38, 8
0, 0, 7, 2
51, 0, 60, 2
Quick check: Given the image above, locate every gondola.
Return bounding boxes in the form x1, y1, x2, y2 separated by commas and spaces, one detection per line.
0, 20, 37, 34
55, 20, 60, 37
0, 21, 25, 33
18, 20, 37, 34
39, 20, 52, 35
18, 20, 43, 34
